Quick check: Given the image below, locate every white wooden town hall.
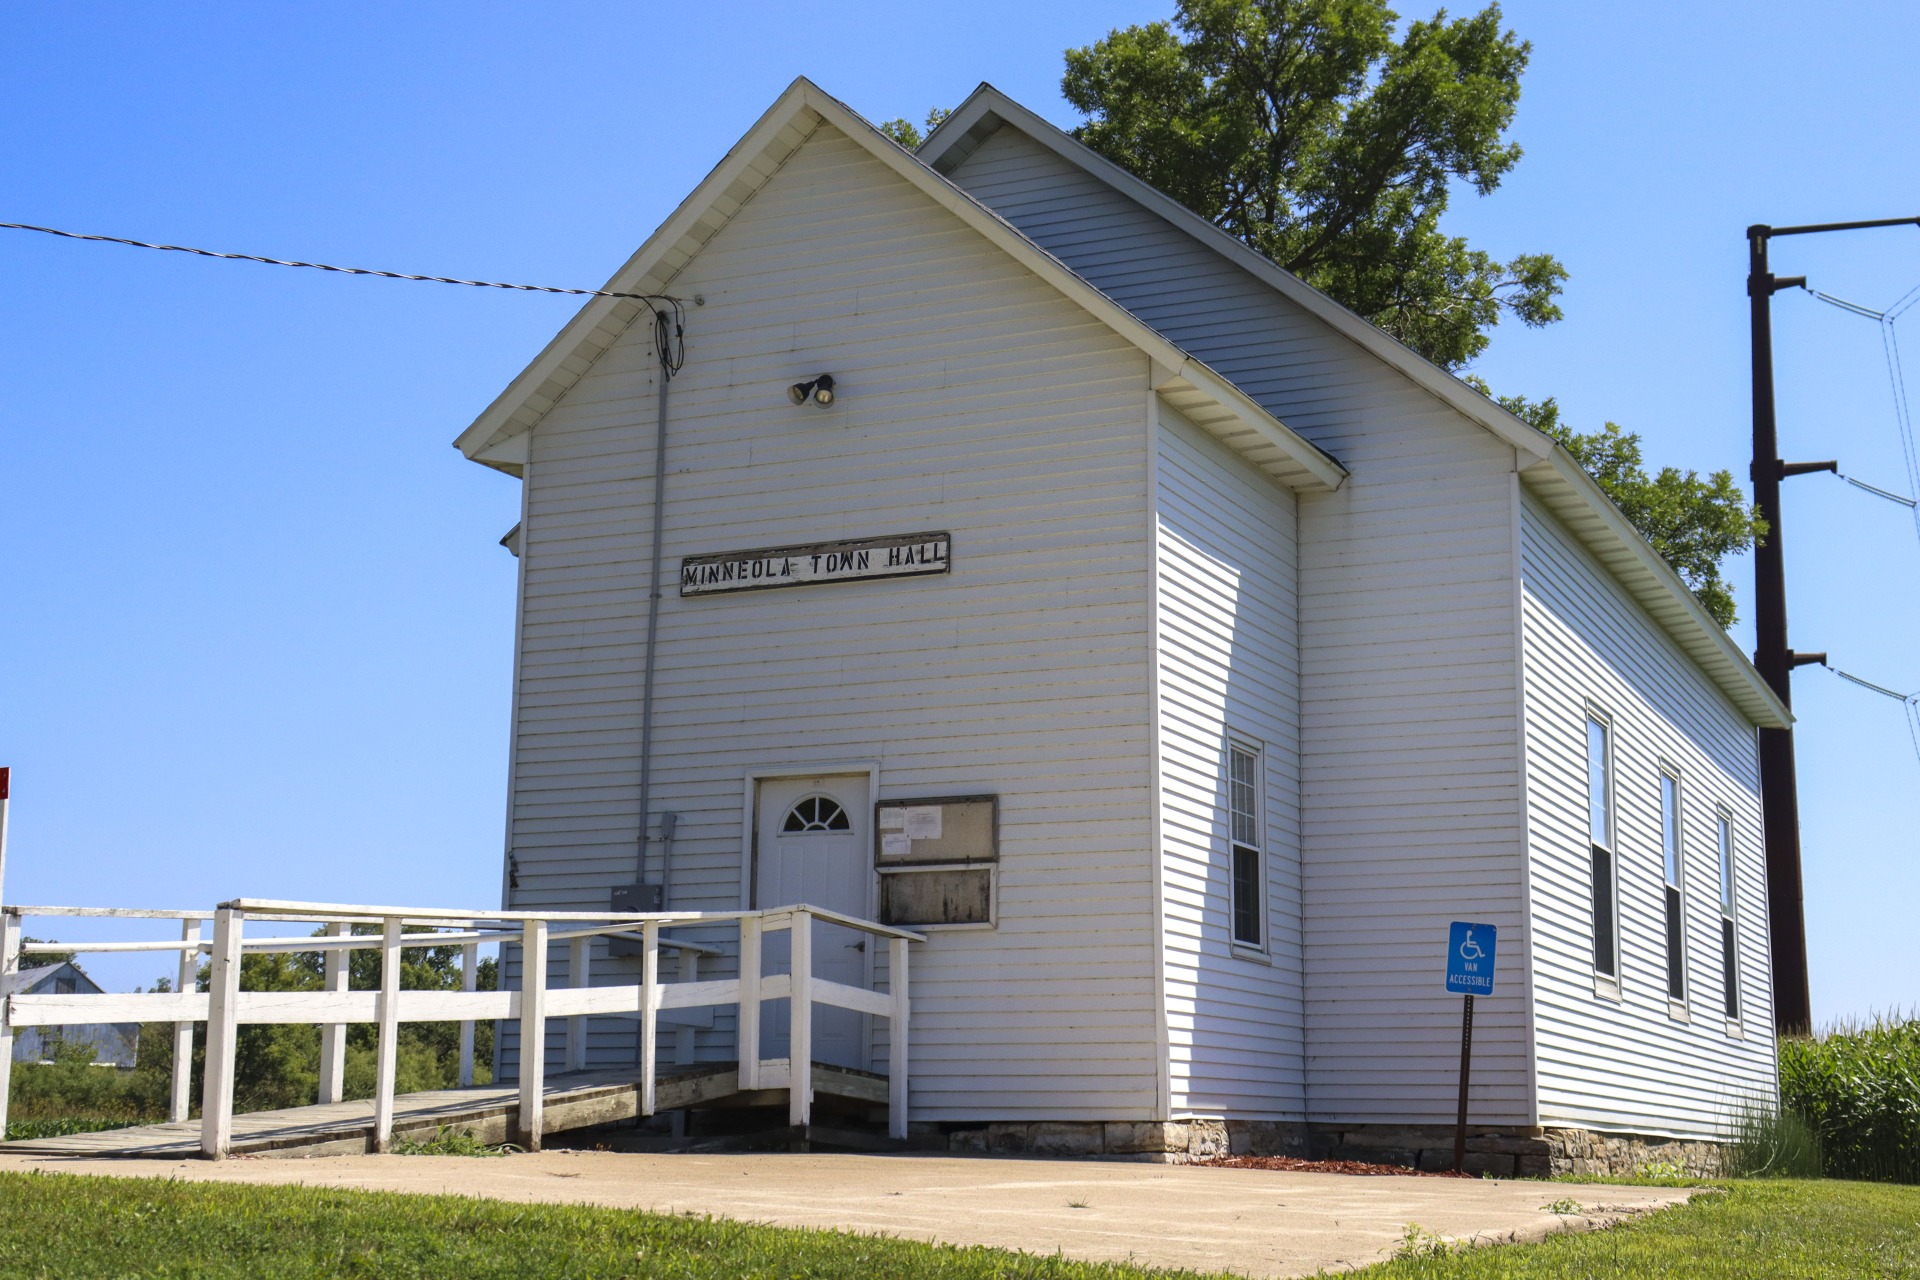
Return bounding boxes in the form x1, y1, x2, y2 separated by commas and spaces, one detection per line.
455, 78, 1785, 1172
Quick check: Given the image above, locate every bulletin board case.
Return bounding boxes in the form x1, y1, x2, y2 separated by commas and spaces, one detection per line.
873, 795, 997, 928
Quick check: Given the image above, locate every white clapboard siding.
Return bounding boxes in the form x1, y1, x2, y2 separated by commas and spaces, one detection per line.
1519, 489, 1775, 1138
505, 123, 1163, 1119
948, 122, 1530, 1125
1155, 402, 1306, 1118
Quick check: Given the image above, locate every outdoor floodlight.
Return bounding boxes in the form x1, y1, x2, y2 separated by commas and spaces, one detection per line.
787, 374, 836, 406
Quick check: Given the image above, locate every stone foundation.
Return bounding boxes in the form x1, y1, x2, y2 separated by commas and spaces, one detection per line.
916, 1119, 1728, 1176
1544, 1128, 1726, 1178
1304, 1123, 1552, 1178
918, 1118, 1308, 1162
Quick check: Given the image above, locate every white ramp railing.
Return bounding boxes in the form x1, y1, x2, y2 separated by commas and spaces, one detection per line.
0, 899, 921, 1158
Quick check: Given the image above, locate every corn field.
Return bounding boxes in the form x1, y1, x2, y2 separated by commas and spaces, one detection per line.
1777, 1015, 1920, 1184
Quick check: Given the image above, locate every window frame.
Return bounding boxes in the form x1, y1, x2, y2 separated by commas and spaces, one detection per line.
1659, 763, 1689, 1013
1226, 736, 1267, 956
1585, 709, 1621, 992
1716, 806, 1741, 1027
781, 794, 852, 834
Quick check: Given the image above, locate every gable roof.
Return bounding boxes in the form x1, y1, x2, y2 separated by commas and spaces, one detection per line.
12, 962, 101, 995
453, 78, 1345, 495
921, 85, 1789, 731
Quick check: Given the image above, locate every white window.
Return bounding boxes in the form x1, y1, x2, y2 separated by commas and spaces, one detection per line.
1660, 769, 1686, 1004
1228, 741, 1263, 949
1586, 714, 1618, 979
1717, 809, 1740, 1021
782, 795, 850, 833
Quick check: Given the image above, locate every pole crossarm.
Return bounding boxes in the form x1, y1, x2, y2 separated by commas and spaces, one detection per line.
1761, 216, 1920, 239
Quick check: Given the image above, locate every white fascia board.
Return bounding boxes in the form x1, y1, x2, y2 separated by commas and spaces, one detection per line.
922, 84, 1554, 469
454, 77, 1344, 496
1521, 449, 1790, 730
451, 78, 825, 464
472, 432, 528, 475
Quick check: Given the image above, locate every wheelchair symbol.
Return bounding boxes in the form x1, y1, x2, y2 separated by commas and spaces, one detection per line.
1458, 929, 1486, 962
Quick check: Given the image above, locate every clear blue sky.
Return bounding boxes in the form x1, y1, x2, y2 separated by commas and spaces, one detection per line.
3, 2, 1915, 1025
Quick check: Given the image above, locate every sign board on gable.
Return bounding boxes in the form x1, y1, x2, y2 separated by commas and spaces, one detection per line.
680, 532, 950, 596
1445, 921, 1497, 995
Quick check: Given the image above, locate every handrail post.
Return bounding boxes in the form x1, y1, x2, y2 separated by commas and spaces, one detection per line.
0, 910, 21, 1140
737, 915, 762, 1090
373, 916, 402, 1152
675, 948, 698, 1065
566, 936, 590, 1073
517, 917, 548, 1151
888, 936, 910, 1141
639, 921, 660, 1116
458, 941, 478, 1087
169, 919, 201, 1123
317, 921, 349, 1105
789, 909, 812, 1129
200, 906, 243, 1159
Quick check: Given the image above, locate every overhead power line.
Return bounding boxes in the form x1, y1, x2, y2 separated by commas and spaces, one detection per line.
1806, 283, 1920, 546
0, 221, 680, 305
1823, 663, 1920, 769
1836, 471, 1918, 508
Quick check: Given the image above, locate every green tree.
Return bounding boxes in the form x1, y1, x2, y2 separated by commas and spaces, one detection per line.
1063, 0, 1564, 371
170, 928, 499, 1116
1495, 393, 1763, 628
20, 937, 74, 965
1057, 1, 1760, 624
878, 107, 951, 149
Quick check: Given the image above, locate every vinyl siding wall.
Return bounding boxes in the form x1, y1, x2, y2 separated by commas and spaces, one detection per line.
949, 123, 1531, 1125
1520, 488, 1775, 1137
1155, 403, 1307, 1118
502, 122, 1163, 1119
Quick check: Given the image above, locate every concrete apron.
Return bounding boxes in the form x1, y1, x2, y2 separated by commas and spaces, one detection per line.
0, 1150, 1693, 1278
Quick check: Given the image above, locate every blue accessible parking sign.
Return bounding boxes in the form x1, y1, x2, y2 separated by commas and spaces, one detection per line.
1446, 921, 1497, 995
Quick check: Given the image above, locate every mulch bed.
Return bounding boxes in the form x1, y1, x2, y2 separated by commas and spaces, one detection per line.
1196, 1155, 1475, 1178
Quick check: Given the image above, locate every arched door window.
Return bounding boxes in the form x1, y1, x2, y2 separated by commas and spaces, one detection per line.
781, 795, 851, 833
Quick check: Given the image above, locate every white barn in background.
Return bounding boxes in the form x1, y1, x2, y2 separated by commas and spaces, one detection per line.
456, 78, 1785, 1173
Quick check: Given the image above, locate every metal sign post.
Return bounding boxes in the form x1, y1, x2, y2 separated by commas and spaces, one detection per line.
1444, 921, 1497, 1173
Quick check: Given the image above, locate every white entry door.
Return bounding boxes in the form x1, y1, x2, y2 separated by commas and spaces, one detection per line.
755, 773, 871, 1071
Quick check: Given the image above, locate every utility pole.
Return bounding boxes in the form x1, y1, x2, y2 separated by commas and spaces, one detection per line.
1747, 215, 1920, 1037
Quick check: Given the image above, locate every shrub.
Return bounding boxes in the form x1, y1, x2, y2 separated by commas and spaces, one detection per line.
1779, 1015, 1920, 1184
5, 1039, 170, 1130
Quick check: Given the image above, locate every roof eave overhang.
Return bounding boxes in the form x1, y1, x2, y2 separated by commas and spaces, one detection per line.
1521, 449, 1790, 730
455, 78, 1345, 496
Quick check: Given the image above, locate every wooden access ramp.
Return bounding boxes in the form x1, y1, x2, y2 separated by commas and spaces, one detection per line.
0, 1060, 892, 1160
3, 900, 924, 1158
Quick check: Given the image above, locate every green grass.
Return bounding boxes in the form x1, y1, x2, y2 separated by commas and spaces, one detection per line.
0, 1171, 1217, 1279
0, 1172, 1915, 1278
1349, 1180, 1920, 1278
